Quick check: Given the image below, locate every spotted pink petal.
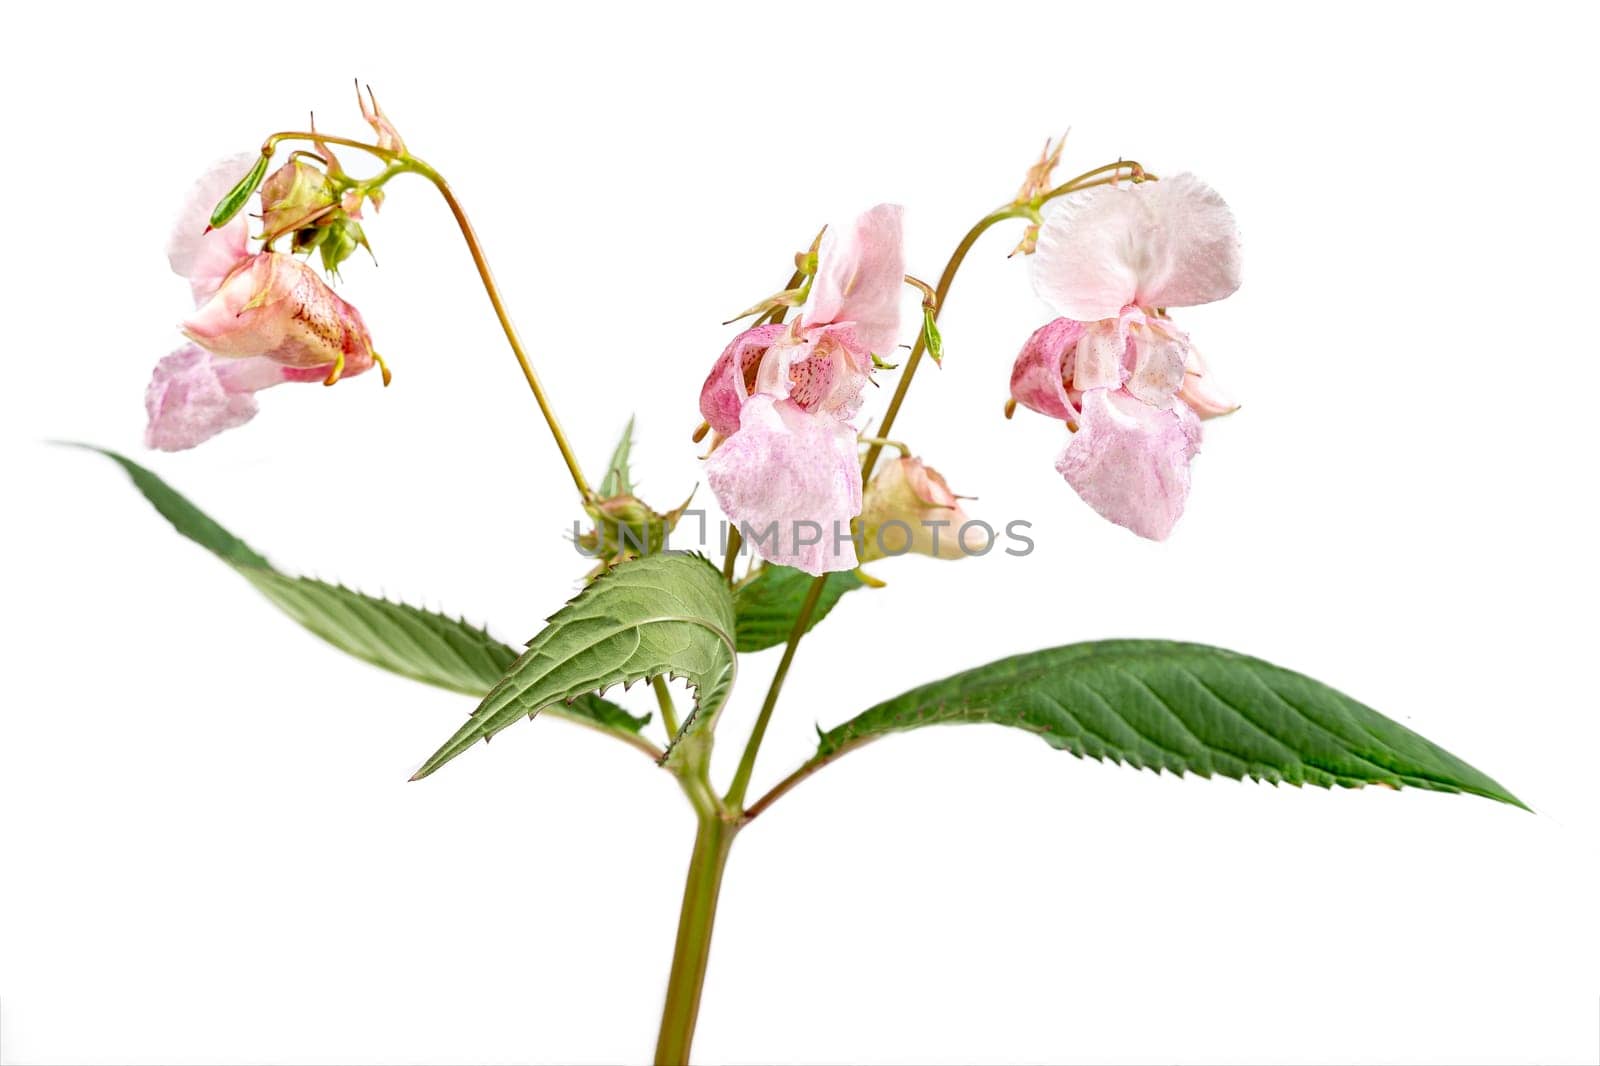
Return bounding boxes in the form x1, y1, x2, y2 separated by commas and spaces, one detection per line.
144, 345, 289, 451
1073, 316, 1129, 393
1032, 173, 1241, 320
1056, 388, 1202, 541
181, 252, 375, 374
705, 395, 862, 575
1124, 317, 1191, 408
757, 323, 872, 423
699, 322, 786, 437
801, 203, 906, 359
167, 152, 258, 304
1009, 318, 1082, 422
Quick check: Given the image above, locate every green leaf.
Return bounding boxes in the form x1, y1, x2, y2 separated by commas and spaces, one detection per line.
411, 552, 737, 780
733, 565, 868, 653
209, 152, 272, 230
817, 640, 1523, 807
78, 445, 647, 733
598, 415, 635, 498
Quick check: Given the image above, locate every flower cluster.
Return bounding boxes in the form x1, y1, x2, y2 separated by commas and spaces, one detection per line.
145, 90, 403, 452
694, 164, 1241, 573
144, 114, 1242, 562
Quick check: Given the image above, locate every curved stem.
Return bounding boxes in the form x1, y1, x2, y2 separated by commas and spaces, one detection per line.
858, 205, 1025, 482
257, 133, 593, 501
401, 157, 592, 500
722, 573, 827, 810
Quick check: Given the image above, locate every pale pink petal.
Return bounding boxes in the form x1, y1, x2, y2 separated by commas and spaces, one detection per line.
1072, 317, 1129, 393
1124, 318, 1190, 408
699, 322, 786, 436
1031, 186, 1143, 321
1032, 173, 1241, 319
1009, 318, 1082, 422
1056, 388, 1202, 541
144, 345, 287, 451
167, 152, 257, 304
1176, 343, 1240, 419
801, 203, 906, 358
1134, 174, 1242, 310
705, 395, 862, 575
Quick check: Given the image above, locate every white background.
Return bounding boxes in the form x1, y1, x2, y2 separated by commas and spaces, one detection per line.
2, 1, 1597, 1063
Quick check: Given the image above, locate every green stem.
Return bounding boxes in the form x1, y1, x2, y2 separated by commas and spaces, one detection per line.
653, 675, 681, 738
722, 574, 827, 810
655, 806, 739, 1065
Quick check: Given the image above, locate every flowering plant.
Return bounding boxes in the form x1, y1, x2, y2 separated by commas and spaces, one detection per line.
79, 90, 1520, 1064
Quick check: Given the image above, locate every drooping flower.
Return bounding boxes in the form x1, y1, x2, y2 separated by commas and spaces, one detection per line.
857, 455, 980, 562
701, 204, 905, 574
145, 155, 387, 451
1008, 174, 1241, 539
181, 251, 380, 380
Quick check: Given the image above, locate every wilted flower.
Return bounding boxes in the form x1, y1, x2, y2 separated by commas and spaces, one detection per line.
857, 456, 979, 562
1009, 132, 1067, 257
145, 155, 386, 451
359, 83, 406, 156
1008, 174, 1241, 539
181, 251, 380, 380
701, 204, 905, 575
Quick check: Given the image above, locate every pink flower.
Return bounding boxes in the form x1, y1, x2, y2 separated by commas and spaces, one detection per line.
1009, 174, 1241, 539
181, 251, 379, 378
705, 394, 863, 576
857, 456, 980, 562
702, 204, 905, 574
146, 156, 385, 451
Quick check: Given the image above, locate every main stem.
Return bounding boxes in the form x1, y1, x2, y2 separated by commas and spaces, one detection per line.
654, 807, 739, 1065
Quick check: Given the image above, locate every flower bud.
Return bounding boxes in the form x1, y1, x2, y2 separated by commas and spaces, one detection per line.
258, 159, 339, 243
306, 214, 371, 276
579, 492, 692, 568
857, 456, 979, 562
